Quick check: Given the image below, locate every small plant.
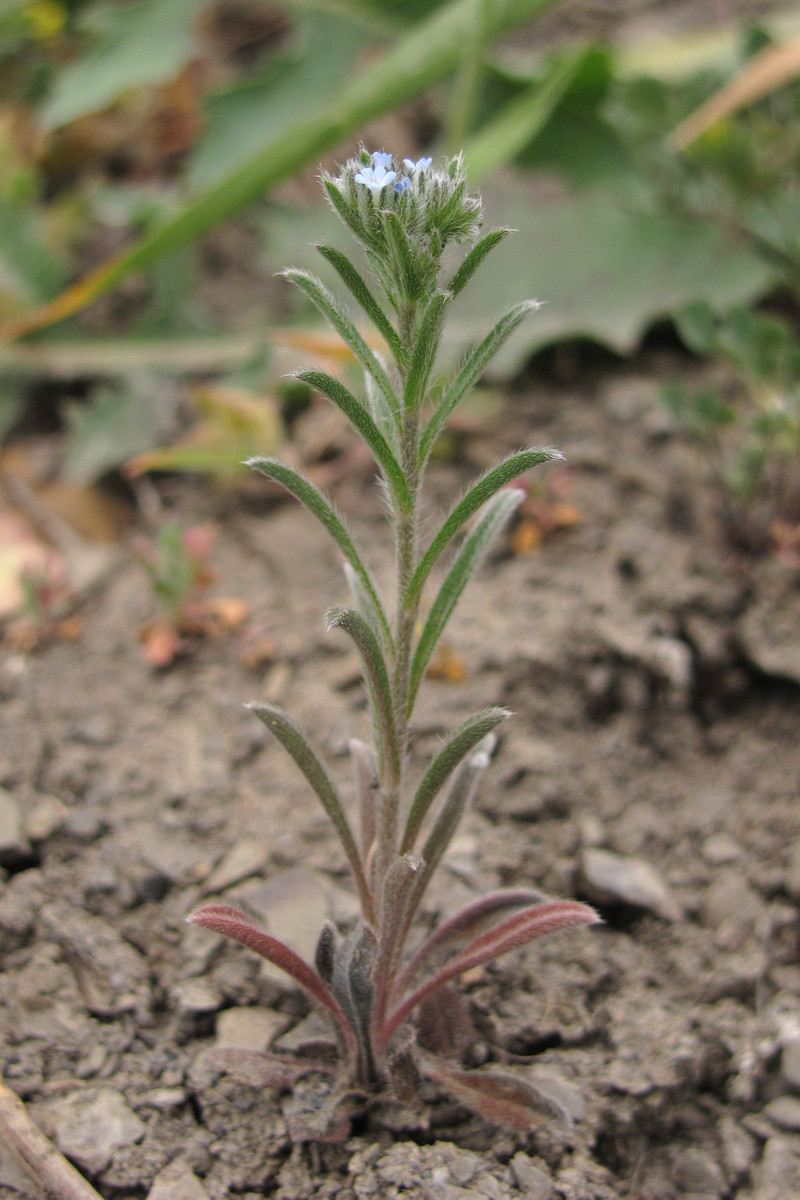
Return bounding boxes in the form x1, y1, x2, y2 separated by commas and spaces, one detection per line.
664, 302, 800, 541
189, 150, 598, 1139
134, 521, 247, 665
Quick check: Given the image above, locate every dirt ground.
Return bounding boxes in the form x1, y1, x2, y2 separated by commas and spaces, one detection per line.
1, 335, 800, 1199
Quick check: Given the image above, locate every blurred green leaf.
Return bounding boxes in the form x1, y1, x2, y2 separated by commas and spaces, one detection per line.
40, 0, 201, 131
187, 12, 369, 192
0, 198, 68, 309
446, 182, 776, 370
62, 374, 178, 482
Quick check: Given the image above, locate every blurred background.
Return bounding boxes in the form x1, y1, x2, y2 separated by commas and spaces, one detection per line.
1, 0, 799, 649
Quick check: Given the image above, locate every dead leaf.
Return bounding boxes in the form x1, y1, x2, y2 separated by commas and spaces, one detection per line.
426, 642, 467, 684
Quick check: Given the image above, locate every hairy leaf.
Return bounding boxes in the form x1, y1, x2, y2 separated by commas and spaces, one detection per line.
401, 707, 511, 852
246, 457, 391, 648
326, 608, 400, 783
381, 900, 599, 1046
405, 449, 561, 608
315, 243, 407, 372
420, 1056, 573, 1131
446, 229, 510, 298
419, 301, 542, 463
187, 906, 358, 1058
248, 702, 373, 922
408, 489, 524, 707
403, 292, 449, 412
297, 369, 411, 511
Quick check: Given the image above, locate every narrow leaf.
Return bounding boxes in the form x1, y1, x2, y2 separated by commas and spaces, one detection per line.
420, 1055, 573, 1131
381, 900, 599, 1047
408, 489, 523, 707
447, 229, 510, 298
419, 301, 541, 464
188, 906, 358, 1058
283, 269, 399, 413
248, 702, 373, 922
403, 291, 449, 412
395, 888, 550, 999
349, 737, 378, 864
197, 1046, 332, 1090
316, 243, 407, 371
372, 854, 424, 1029
405, 449, 561, 609
297, 369, 411, 511
326, 608, 400, 783
401, 706, 511, 853
247, 456, 391, 648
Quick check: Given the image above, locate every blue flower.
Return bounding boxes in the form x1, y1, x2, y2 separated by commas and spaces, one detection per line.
372, 151, 394, 169
394, 177, 412, 194
354, 163, 397, 192
403, 156, 432, 173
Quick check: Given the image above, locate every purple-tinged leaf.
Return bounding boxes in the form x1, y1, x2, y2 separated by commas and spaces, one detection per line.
420, 1055, 573, 1132
415, 984, 476, 1060
371, 855, 423, 1031
395, 887, 549, 999
379, 900, 599, 1049
195, 1046, 333, 1091
188, 905, 358, 1060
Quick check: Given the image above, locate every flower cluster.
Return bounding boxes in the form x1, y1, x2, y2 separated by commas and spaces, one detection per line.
321, 149, 483, 308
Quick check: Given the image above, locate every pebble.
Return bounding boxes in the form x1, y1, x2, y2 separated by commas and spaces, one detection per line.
202, 837, 270, 894
578, 847, 681, 920
509, 1152, 553, 1198
147, 1156, 211, 1200
781, 1039, 800, 1092
171, 979, 221, 1016
673, 1147, 727, 1193
701, 833, 742, 865
0, 787, 28, 864
39, 901, 150, 1018
764, 1095, 800, 1132
215, 1006, 287, 1052
526, 1069, 586, 1122
231, 868, 331, 987
40, 1087, 146, 1175
23, 795, 68, 842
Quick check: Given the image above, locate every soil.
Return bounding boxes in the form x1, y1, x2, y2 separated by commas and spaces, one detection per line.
1, 341, 799, 1199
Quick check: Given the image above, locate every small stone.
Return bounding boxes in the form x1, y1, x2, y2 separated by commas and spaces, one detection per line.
701, 833, 742, 865
147, 1156, 211, 1200
764, 1095, 800, 1131
273, 1011, 337, 1058
72, 714, 116, 746
448, 1149, 481, 1185
171, 979, 220, 1015
39, 901, 150, 1018
64, 810, 107, 841
673, 1147, 726, 1193
41, 1088, 146, 1175
781, 1040, 800, 1092
526, 1070, 585, 1122
215, 1006, 286, 1052
786, 842, 800, 903
579, 847, 681, 920
0, 787, 28, 864
203, 838, 269, 894
510, 1152, 553, 1198
231, 868, 331, 987
23, 795, 68, 842
136, 1088, 187, 1112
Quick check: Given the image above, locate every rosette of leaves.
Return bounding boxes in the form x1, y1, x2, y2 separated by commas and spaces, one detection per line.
190, 151, 598, 1140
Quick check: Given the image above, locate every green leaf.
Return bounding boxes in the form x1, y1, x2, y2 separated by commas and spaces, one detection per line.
248, 702, 373, 921
326, 607, 400, 784
40, 0, 200, 130
463, 44, 598, 183
6, 0, 559, 339
446, 228, 510, 299
408, 489, 523, 707
404, 292, 449, 412
62, 376, 177, 483
297, 369, 410, 511
446, 182, 775, 373
401, 707, 511, 853
283, 269, 400, 417
186, 11, 369, 192
315, 243, 407, 373
246, 456, 391, 649
406, 448, 560, 609
419, 301, 540, 464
